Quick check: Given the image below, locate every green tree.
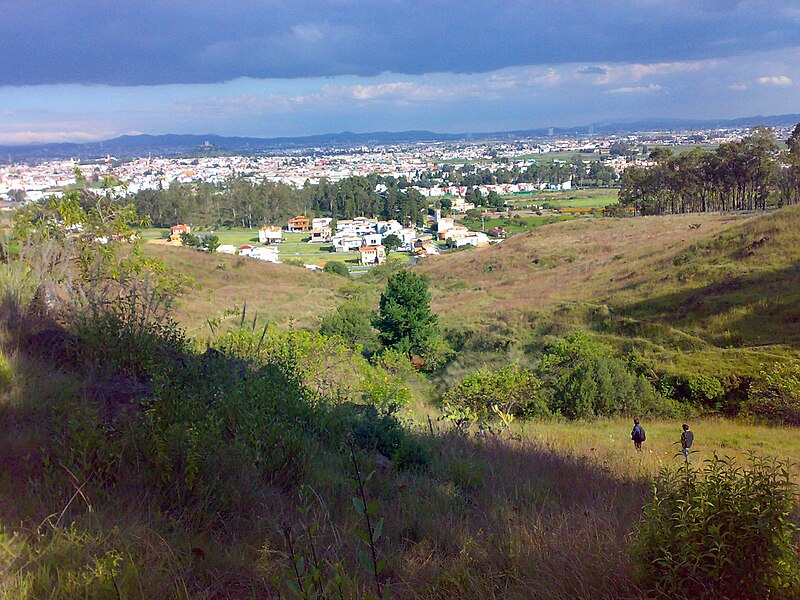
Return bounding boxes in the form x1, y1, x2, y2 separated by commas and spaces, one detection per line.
382, 234, 401, 252
323, 261, 350, 277
202, 234, 220, 253
374, 271, 438, 356
320, 300, 381, 357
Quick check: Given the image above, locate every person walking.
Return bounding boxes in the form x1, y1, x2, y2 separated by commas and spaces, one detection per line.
680, 423, 694, 462
631, 418, 645, 451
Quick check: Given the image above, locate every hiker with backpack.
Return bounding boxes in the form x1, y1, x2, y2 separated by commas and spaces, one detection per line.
631, 418, 645, 451
680, 423, 694, 462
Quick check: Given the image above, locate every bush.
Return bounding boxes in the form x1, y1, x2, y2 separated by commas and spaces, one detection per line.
319, 299, 381, 358
746, 362, 800, 425
329, 403, 428, 470
442, 364, 549, 428
634, 454, 800, 599
323, 261, 350, 277
542, 332, 674, 419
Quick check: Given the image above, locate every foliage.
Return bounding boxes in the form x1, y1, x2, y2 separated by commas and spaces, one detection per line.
323, 261, 350, 277
634, 454, 800, 599
541, 332, 675, 419
202, 234, 220, 252
129, 175, 430, 228
382, 234, 401, 251
442, 365, 549, 429
746, 362, 800, 425
374, 270, 439, 359
320, 299, 381, 357
619, 128, 788, 215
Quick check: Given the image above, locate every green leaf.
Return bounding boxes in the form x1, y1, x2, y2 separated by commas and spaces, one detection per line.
358, 548, 375, 575
373, 518, 384, 542
376, 557, 387, 575
352, 497, 366, 515
286, 579, 302, 597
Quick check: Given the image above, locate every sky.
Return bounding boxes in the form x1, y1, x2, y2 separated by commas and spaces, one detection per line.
0, 0, 799, 144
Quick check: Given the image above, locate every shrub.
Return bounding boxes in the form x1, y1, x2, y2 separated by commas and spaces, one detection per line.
442, 364, 549, 428
330, 403, 428, 470
323, 261, 350, 277
746, 362, 800, 425
319, 299, 381, 358
542, 332, 673, 419
634, 454, 800, 599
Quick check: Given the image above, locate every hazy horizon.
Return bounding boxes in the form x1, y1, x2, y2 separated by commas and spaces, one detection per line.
1, 1, 799, 145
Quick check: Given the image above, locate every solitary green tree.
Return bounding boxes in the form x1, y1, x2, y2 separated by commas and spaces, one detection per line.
203, 234, 220, 253
382, 234, 402, 252
374, 271, 437, 355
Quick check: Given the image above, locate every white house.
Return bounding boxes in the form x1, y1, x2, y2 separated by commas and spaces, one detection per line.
396, 228, 417, 249
309, 227, 333, 243
436, 217, 455, 234
240, 245, 280, 263
361, 233, 383, 248
451, 232, 490, 248
332, 236, 363, 252
259, 225, 283, 244
216, 244, 238, 255
359, 245, 386, 265
377, 220, 403, 235
311, 217, 333, 230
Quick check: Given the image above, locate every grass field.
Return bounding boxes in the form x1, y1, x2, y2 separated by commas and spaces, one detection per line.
143, 244, 348, 335
417, 206, 800, 380
459, 214, 573, 234
502, 188, 619, 209
143, 228, 361, 265
514, 417, 800, 482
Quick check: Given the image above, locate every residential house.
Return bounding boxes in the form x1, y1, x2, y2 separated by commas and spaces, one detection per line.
436, 217, 455, 234
440, 225, 469, 241
359, 245, 386, 265
311, 217, 333, 230
169, 224, 190, 244
216, 244, 237, 255
240, 245, 280, 263
450, 232, 490, 248
309, 227, 333, 243
377, 220, 402, 235
361, 233, 383, 248
332, 236, 362, 252
287, 215, 310, 232
259, 225, 283, 244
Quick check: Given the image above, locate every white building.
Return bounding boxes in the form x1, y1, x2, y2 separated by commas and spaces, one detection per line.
240, 245, 280, 263
332, 236, 363, 252
259, 225, 283, 244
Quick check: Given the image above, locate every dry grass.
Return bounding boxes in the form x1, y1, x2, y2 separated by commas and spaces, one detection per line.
144, 245, 347, 335
417, 207, 800, 377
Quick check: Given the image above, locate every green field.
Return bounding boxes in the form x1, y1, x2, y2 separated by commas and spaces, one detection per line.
503, 188, 619, 209
144, 228, 361, 265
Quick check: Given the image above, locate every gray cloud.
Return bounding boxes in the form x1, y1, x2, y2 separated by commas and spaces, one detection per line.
1, 1, 799, 85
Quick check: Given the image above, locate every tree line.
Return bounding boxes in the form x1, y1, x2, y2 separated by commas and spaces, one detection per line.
618, 125, 800, 215
128, 176, 430, 228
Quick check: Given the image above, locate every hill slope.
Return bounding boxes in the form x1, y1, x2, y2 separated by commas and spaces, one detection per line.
144, 245, 347, 335
416, 207, 800, 377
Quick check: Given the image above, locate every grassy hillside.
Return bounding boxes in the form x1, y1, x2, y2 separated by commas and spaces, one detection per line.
416, 207, 800, 379
144, 244, 348, 335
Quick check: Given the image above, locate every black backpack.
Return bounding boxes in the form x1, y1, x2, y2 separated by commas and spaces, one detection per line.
633, 425, 646, 442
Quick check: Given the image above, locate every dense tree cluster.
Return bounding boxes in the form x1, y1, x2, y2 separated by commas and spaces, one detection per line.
618, 125, 800, 215
128, 176, 429, 228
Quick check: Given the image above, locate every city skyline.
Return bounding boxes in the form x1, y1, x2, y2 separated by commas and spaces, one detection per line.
1, 1, 799, 144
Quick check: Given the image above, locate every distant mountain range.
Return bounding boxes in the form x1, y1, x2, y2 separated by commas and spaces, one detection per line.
2, 114, 799, 162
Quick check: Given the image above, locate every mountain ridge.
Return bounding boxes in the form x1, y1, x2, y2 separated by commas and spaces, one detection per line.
2, 114, 799, 162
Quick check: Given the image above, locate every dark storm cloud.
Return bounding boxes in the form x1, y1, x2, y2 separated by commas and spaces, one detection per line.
1, 0, 799, 86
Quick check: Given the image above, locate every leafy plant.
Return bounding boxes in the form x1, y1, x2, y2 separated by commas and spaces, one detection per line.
634, 454, 800, 599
